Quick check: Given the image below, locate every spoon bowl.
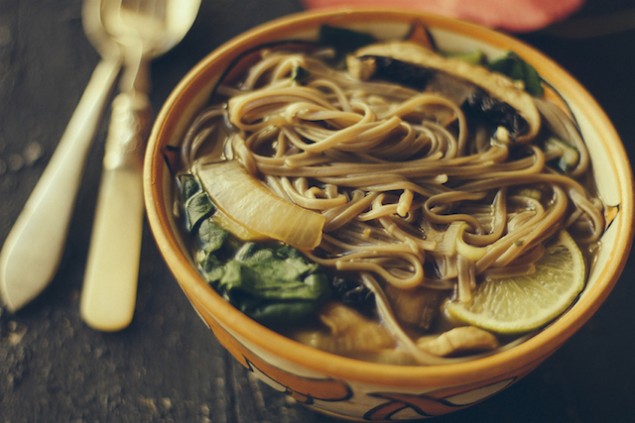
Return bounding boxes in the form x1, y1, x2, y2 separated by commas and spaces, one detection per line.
92, 0, 201, 59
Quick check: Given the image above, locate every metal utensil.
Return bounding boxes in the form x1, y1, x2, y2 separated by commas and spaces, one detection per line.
0, 0, 122, 312
79, 0, 200, 331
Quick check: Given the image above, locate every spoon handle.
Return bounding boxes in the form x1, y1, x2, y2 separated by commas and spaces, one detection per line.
80, 87, 151, 332
0, 58, 120, 312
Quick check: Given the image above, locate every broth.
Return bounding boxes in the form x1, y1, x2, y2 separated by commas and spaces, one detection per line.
172, 27, 605, 365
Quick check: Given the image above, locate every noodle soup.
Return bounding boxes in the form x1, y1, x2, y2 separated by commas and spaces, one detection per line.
170, 23, 608, 366
145, 10, 632, 419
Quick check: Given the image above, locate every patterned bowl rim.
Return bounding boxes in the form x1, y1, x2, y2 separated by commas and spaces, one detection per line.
144, 8, 634, 387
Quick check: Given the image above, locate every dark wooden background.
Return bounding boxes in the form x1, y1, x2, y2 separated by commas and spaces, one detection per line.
1, 0, 634, 421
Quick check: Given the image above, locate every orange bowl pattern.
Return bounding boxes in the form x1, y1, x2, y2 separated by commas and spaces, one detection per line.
144, 9, 634, 420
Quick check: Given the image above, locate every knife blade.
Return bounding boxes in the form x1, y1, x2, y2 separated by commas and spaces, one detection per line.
0, 59, 120, 312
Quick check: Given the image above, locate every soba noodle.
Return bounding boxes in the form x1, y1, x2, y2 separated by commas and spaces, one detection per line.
177, 41, 605, 364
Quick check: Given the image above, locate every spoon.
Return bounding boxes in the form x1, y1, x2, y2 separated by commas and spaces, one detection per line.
0, 0, 122, 312
80, 0, 200, 331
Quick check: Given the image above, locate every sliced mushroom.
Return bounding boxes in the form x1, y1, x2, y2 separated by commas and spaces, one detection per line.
292, 302, 395, 354
416, 325, 500, 357
347, 41, 541, 142
384, 284, 444, 331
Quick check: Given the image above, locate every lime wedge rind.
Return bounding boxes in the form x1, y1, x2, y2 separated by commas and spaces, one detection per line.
446, 230, 586, 335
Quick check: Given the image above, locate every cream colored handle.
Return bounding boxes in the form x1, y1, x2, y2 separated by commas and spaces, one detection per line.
80, 91, 150, 331
80, 167, 144, 331
0, 58, 120, 312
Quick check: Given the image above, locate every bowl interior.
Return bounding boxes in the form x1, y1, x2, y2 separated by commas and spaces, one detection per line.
144, 9, 634, 384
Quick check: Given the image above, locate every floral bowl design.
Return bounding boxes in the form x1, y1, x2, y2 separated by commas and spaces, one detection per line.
144, 9, 633, 421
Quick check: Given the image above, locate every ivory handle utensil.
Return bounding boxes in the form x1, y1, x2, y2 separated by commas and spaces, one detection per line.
79, 0, 200, 331
80, 88, 150, 331
0, 4, 121, 311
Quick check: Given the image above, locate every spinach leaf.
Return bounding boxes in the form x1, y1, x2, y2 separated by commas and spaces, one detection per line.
177, 173, 202, 204
487, 52, 544, 97
181, 173, 332, 326
209, 243, 331, 326
177, 173, 215, 232
291, 64, 310, 85
184, 192, 215, 232
197, 219, 228, 254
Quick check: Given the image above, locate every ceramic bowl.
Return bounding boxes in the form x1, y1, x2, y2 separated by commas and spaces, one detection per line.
144, 9, 634, 421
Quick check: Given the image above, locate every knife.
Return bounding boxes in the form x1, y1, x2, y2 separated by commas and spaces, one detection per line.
0, 59, 120, 312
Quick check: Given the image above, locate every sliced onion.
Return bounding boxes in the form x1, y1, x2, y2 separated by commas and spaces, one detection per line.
194, 160, 325, 250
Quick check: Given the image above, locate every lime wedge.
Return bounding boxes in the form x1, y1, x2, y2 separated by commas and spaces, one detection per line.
446, 230, 586, 335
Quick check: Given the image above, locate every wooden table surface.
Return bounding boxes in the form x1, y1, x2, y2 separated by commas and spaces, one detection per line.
1, 1, 634, 421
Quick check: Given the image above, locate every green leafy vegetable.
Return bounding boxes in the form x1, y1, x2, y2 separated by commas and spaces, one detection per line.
184, 192, 215, 232
200, 242, 332, 326
180, 173, 332, 326
207, 243, 331, 325
445, 49, 486, 65
197, 219, 228, 254
291, 65, 310, 84
177, 173, 215, 232
177, 173, 202, 204
487, 52, 544, 97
